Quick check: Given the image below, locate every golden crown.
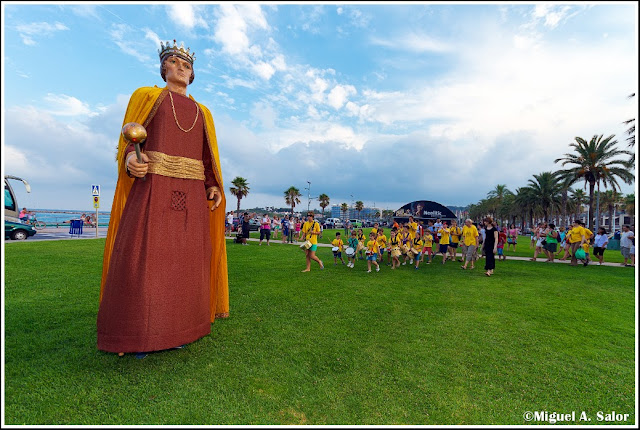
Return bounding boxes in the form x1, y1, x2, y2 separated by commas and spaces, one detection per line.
158, 39, 195, 64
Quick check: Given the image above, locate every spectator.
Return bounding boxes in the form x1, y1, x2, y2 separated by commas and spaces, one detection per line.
543, 223, 559, 263
593, 227, 609, 265
259, 214, 271, 246
282, 215, 290, 243
226, 211, 234, 235
483, 217, 498, 276
19, 207, 29, 223
272, 215, 281, 240
240, 212, 251, 245
507, 224, 518, 252
295, 217, 302, 242
497, 227, 507, 261
530, 222, 547, 262
620, 225, 635, 266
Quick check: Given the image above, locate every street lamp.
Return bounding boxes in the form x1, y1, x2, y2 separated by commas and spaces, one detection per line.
305, 181, 311, 212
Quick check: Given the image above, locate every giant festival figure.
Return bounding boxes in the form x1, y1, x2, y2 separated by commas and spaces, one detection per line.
97, 40, 229, 357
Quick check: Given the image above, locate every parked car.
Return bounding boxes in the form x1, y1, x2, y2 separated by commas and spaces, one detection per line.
323, 217, 343, 229
5, 220, 37, 240
248, 218, 261, 231
349, 219, 363, 228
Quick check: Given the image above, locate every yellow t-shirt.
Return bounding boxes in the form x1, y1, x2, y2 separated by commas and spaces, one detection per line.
390, 235, 400, 247
450, 226, 462, 244
582, 242, 590, 253
424, 234, 433, 247
412, 237, 423, 251
357, 233, 366, 243
568, 226, 585, 244
331, 238, 344, 251
583, 228, 593, 240
376, 234, 387, 249
302, 220, 320, 245
408, 222, 418, 239
371, 228, 378, 235
462, 225, 478, 246
399, 231, 411, 246
366, 240, 379, 254
439, 227, 451, 245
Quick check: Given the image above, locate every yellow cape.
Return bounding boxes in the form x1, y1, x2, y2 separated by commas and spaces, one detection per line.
99, 86, 229, 322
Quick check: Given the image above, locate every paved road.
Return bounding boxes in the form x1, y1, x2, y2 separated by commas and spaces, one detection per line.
5, 229, 634, 269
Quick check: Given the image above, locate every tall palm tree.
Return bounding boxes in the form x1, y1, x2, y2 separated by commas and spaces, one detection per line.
624, 193, 635, 215
568, 188, 588, 223
355, 201, 364, 219
318, 193, 330, 218
487, 184, 513, 226
341, 203, 349, 220
526, 172, 562, 223
623, 93, 635, 148
554, 134, 634, 229
229, 177, 250, 214
598, 189, 623, 231
284, 186, 301, 215
514, 186, 537, 230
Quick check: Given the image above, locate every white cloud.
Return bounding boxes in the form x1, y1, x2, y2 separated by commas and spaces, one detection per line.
15, 21, 69, 45
214, 3, 268, 56
253, 61, 275, 80
327, 84, 357, 110
370, 32, 451, 53
42, 94, 96, 117
167, 4, 208, 30
109, 24, 154, 64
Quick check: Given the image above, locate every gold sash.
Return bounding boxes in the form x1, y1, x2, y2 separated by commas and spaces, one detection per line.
145, 150, 205, 180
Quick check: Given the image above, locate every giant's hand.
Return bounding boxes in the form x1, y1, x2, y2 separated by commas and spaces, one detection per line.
126, 152, 150, 178
208, 186, 222, 210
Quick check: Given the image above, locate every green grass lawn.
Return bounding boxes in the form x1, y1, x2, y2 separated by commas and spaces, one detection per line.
4, 238, 636, 425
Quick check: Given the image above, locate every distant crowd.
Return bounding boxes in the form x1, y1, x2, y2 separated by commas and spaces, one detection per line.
225, 210, 636, 271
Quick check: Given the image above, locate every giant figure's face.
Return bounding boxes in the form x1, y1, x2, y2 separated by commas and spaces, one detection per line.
163, 55, 193, 86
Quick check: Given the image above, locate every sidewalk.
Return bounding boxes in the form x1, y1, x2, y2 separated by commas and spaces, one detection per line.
227, 236, 633, 268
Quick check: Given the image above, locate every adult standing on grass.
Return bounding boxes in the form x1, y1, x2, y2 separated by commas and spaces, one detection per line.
543, 223, 559, 263
240, 212, 251, 245
98, 40, 229, 357
483, 217, 498, 276
301, 212, 324, 272
506, 224, 518, 252
259, 213, 271, 246
593, 227, 609, 265
620, 225, 634, 266
461, 219, 479, 270
226, 211, 234, 235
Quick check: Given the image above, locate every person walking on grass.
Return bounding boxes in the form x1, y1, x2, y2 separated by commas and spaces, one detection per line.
483, 217, 498, 276
437, 221, 451, 264
389, 228, 402, 269
497, 227, 507, 261
543, 223, 560, 263
592, 227, 609, 265
332, 232, 346, 266
347, 230, 359, 269
620, 225, 635, 267
461, 219, 479, 270
567, 220, 587, 266
530, 222, 547, 262
366, 231, 380, 273
507, 224, 518, 252
448, 219, 462, 263
301, 212, 324, 272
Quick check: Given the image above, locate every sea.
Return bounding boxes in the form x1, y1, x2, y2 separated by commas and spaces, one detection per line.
30, 209, 112, 227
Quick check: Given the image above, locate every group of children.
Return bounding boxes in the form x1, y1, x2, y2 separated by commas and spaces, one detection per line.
329, 218, 471, 273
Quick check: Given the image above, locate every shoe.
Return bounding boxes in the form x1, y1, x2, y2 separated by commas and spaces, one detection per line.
367, 270, 372, 273
410, 259, 414, 264
583, 261, 588, 266
402, 262, 406, 266
415, 266, 419, 270
461, 266, 466, 269
135, 352, 148, 360
376, 267, 380, 272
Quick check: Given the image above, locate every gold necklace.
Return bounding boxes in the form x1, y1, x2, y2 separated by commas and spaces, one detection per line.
168, 91, 199, 133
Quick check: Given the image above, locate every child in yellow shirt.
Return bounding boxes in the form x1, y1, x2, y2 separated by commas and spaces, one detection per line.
389, 228, 402, 269
331, 232, 345, 266
411, 232, 424, 269
376, 228, 387, 261
366, 232, 380, 273
357, 228, 366, 260
421, 231, 434, 264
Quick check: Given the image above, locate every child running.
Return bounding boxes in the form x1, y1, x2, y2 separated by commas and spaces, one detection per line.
376, 228, 387, 262
347, 230, 359, 269
357, 228, 366, 260
332, 232, 346, 266
421, 229, 434, 264
412, 231, 424, 269
366, 232, 380, 273
389, 228, 402, 269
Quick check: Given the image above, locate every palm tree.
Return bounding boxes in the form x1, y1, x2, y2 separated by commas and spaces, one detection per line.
624, 193, 635, 215
514, 186, 538, 230
487, 184, 513, 226
526, 172, 562, 223
554, 134, 634, 229
284, 186, 301, 215
229, 177, 250, 214
568, 188, 588, 223
623, 93, 635, 148
597, 189, 622, 231
355, 201, 364, 219
341, 203, 349, 221
318, 193, 330, 218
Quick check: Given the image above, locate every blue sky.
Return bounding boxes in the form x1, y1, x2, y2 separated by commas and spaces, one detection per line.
2, 2, 638, 214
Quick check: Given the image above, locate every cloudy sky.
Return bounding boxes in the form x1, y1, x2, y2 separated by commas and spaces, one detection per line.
2, 2, 637, 214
